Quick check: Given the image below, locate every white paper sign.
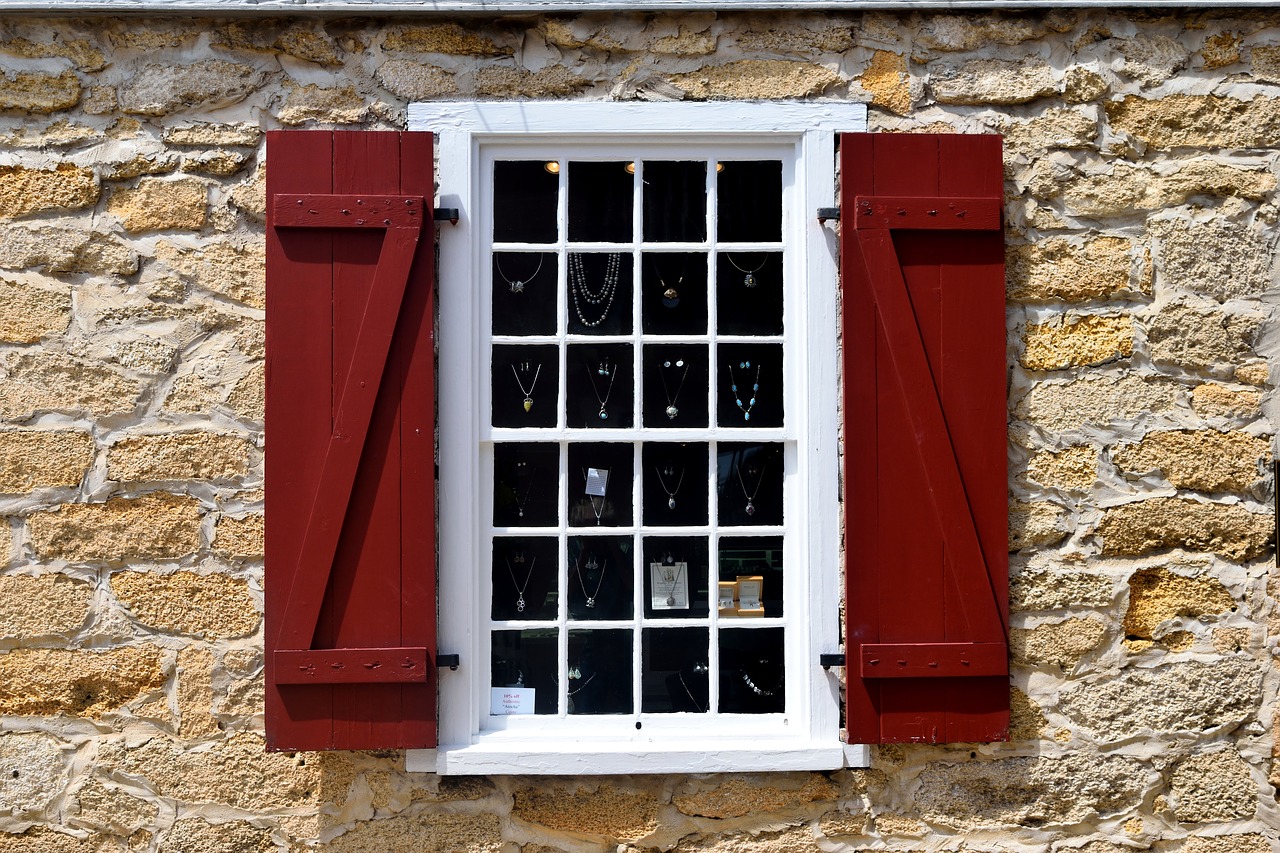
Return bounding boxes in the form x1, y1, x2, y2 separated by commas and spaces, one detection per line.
490, 687, 535, 715
650, 562, 690, 610
585, 467, 609, 496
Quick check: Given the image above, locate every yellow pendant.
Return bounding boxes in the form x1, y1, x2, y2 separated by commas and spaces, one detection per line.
523, 398, 533, 412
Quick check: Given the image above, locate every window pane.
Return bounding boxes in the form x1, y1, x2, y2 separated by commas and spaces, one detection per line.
567, 535, 633, 620
642, 345, 708, 429
493, 252, 557, 336
718, 627, 785, 714
716, 160, 782, 243
492, 536, 558, 621
493, 344, 559, 428
494, 161, 558, 244
716, 343, 783, 429
492, 628, 557, 715
568, 161, 632, 242
718, 536, 783, 618
642, 161, 706, 243
642, 536, 709, 619
567, 343, 633, 428
642, 627, 709, 713
642, 442, 708, 527
567, 251, 632, 335
641, 252, 707, 335
716, 443, 784, 527
567, 628, 632, 714
568, 443, 633, 528
716, 251, 783, 336
494, 442, 559, 527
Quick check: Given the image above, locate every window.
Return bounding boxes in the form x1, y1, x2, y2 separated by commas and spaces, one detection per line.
413, 102, 865, 774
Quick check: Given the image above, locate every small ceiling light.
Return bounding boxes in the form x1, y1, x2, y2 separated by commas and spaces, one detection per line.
625, 162, 636, 174
544, 161, 560, 174
715, 162, 725, 173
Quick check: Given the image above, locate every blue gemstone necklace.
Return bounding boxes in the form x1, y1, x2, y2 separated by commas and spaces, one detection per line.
728, 362, 761, 421
586, 360, 617, 421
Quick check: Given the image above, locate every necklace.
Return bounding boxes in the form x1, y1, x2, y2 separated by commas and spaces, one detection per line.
726, 253, 766, 288
655, 465, 684, 510
585, 360, 618, 421
511, 362, 541, 413
495, 253, 544, 294
570, 252, 621, 328
728, 362, 761, 421
735, 459, 766, 517
575, 555, 607, 608
742, 669, 779, 697
513, 470, 536, 518
677, 670, 704, 713
651, 257, 684, 308
504, 556, 536, 612
658, 359, 688, 420
657, 560, 682, 605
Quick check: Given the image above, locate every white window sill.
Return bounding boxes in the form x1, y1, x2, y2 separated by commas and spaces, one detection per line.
408, 740, 868, 775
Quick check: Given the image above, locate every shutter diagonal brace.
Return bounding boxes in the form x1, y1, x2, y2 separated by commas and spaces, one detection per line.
272, 193, 430, 684
854, 218, 1008, 651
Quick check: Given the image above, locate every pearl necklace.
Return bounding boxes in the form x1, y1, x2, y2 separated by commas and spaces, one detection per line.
569, 252, 621, 328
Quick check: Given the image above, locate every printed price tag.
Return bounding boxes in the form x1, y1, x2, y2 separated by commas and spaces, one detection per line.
490, 687, 535, 715
585, 467, 609, 497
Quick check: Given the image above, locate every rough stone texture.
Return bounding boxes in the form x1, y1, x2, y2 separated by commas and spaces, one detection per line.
1022, 315, 1133, 370
164, 123, 261, 147
1191, 384, 1262, 419
1235, 363, 1268, 386
1201, 32, 1242, 70
29, 493, 202, 563
1106, 94, 1280, 149
213, 514, 263, 558
1011, 568, 1114, 611
162, 818, 274, 853
0, 227, 137, 275
912, 13, 1064, 52
325, 812, 504, 852
1182, 836, 1271, 853
176, 647, 218, 738
1059, 161, 1276, 218
71, 777, 159, 835
1149, 217, 1274, 303
1009, 501, 1068, 551
107, 177, 207, 233
473, 65, 590, 98
108, 433, 250, 482
1026, 445, 1097, 492
277, 83, 369, 125
670, 825, 822, 851
514, 784, 659, 839
376, 59, 458, 100
859, 50, 911, 115
1007, 237, 1141, 302
112, 571, 257, 639
118, 60, 262, 116
1170, 749, 1257, 822
914, 753, 1146, 829
1058, 658, 1262, 742
1011, 617, 1107, 669
0, 163, 98, 219
668, 60, 840, 99
999, 107, 1097, 154
1009, 688, 1048, 739
1013, 374, 1178, 433
0, 70, 81, 113
1111, 430, 1268, 492
0, 522, 9, 567
181, 149, 251, 177
0, 352, 139, 420
1255, 45, 1280, 83
0, 732, 67, 816
1123, 567, 1236, 642
0, 647, 166, 716
673, 775, 837, 819
0, 573, 92, 637
0, 429, 93, 493
930, 58, 1057, 105
0, 37, 104, 70
227, 362, 265, 420
383, 23, 509, 55
154, 240, 265, 308
1096, 498, 1272, 560
1147, 303, 1260, 373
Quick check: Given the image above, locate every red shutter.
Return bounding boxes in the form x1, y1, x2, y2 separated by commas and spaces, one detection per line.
264, 131, 437, 750
841, 133, 1008, 744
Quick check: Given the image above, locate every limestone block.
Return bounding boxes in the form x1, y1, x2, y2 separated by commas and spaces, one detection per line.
0, 522, 9, 566
1096, 498, 1271, 560
229, 165, 265, 222
912, 13, 1066, 52
1001, 108, 1097, 153
320, 812, 502, 852
0, 37, 105, 71
376, 60, 458, 100
1063, 66, 1108, 103
1212, 627, 1251, 653
0, 227, 137, 275
0, 732, 68, 816
82, 85, 116, 115
0, 429, 94, 492
1191, 384, 1261, 419
277, 84, 369, 126
914, 753, 1145, 829
118, 60, 263, 116
859, 51, 911, 115
112, 571, 258, 639
104, 153, 179, 180
1253, 46, 1280, 83
1171, 749, 1257, 821
655, 825, 821, 851
163, 374, 222, 414
1010, 617, 1106, 669
1147, 304, 1259, 374
155, 240, 265, 308
1182, 836, 1271, 853
1106, 95, 1280, 149
71, 777, 159, 835
473, 65, 590, 98
1022, 315, 1133, 371
1201, 32, 1242, 70
736, 20, 853, 53
227, 363, 265, 420
213, 514, 263, 558
213, 22, 343, 67
181, 150, 251, 177
818, 810, 868, 837
1149, 217, 1274, 303
1011, 567, 1114, 611
0, 646, 166, 716
0, 352, 139, 420
1235, 363, 1268, 386
1058, 657, 1261, 741
651, 27, 717, 56
0, 163, 98, 219
513, 783, 658, 839
930, 58, 1056, 105
107, 177, 207, 233
162, 819, 274, 853
1060, 161, 1275, 218
1013, 374, 1178, 433
1009, 688, 1048, 739
0, 573, 92, 637
1123, 567, 1235, 642
673, 775, 838, 819
176, 647, 218, 739
1009, 501, 1068, 551
1115, 34, 1189, 85
0, 70, 82, 113
29, 494, 202, 563
1112, 430, 1267, 492
1026, 446, 1098, 492
0, 830, 114, 853
108, 433, 250, 482
163, 123, 262, 147
0, 278, 70, 344
667, 60, 840, 100
1007, 237, 1140, 302
382, 23, 510, 55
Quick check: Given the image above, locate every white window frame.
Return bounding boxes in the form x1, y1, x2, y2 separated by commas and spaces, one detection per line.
408, 101, 866, 775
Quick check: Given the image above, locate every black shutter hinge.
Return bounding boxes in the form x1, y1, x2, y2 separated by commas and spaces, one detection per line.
817, 207, 840, 224
436, 653, 460, 670
820, 652, 845, 669
433, 207, 460, 225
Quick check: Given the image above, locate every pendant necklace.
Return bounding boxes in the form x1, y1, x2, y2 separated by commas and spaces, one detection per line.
742, 669, 780, 697
658, 559, 681, 606
495, 253, 544, 294
678, 669, 705, 713
735, 458, 766, 517
511, 362, 541, 413
504, 555, 536, 612
659, 359, 688, 420
728, 361, 761, 421
570, 252, 621, 328
513, 471, 536, 518
655, 464, 685, 510
652, 257, 685, 309
586, 360, 617, 421
576, 555, 607, 608
726, 253, 766, 288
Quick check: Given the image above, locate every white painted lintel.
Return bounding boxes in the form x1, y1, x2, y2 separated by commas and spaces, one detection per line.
414, 741, 849, 775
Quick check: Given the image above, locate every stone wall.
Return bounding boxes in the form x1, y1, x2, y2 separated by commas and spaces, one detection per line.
0, 8, 1276, 852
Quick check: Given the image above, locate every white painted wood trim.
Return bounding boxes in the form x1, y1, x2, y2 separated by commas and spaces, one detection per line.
426, 741, 847, 775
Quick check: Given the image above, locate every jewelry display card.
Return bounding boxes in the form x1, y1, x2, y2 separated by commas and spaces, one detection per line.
735, 575, 764, 617
490, 686, 535, 715
649, 562, 690, 610
717, 581, 737, 615
585, 467, 609, 497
